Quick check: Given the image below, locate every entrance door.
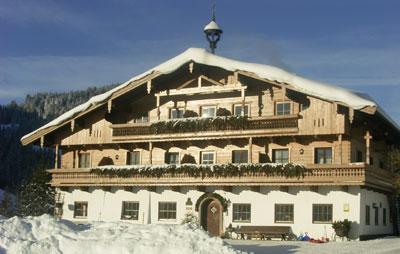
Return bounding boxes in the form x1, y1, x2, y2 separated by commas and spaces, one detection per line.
206, 199, 222, 237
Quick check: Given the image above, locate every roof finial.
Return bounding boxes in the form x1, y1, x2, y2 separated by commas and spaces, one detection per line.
203, 0, 223, 54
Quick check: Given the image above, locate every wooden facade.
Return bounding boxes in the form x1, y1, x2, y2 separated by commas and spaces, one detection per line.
21, 56, 399, 194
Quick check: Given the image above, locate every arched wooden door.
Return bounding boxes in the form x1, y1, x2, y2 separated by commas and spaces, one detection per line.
206, 199, 222, 237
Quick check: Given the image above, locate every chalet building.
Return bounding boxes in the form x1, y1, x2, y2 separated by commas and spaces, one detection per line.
21, 47, 399, 240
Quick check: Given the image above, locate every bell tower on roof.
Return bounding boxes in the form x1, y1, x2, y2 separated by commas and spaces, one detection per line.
203, 0, 223, 54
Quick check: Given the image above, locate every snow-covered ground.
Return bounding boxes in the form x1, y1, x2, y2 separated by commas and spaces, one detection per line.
0, 215, 242, 254
0, 215, 399, 254
227, 238, 400, 254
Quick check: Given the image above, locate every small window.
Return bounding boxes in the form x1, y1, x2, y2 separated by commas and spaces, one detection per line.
379, 161, 384, 169
234, 104, 249, 117
170, 108, 184, 119
233, 204, 251, 222
158, 202, 176, 220
78, 153, 90, 168
127, 151, 140, 165
201, 106, 216, 118
165, 152, 179, 164
232, 150, 248, 164
312, 204, 332, 223
383, 208, 387, 226
356, 150, 363, 162
272, 149, 289, 163
121, 201, 139, 220
374, 207, 379, 225
314, 148, 332, 164
366, 205, 370, 225
276, 102, 291, 116
74, 202, 88, 218
275, 204, 294, 223
201, 151, 215, 165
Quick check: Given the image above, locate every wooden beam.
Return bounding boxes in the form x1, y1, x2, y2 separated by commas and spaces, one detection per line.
156, 85, 247, 97
107, 100, 112, 113
249, 137, 253, 163
364, 130, 372, 165
149, 142, 153, 165
197, 76, 202, 88
54, 144, 59, 169
40, 136, 44, 148
338, 134, 343, 164
176, 78, 196, 90
146, 80, 152, 94
189, 62, 194, 74
71, 119, 75, 132
349, 107, 354, 124
156, 94, 160, 120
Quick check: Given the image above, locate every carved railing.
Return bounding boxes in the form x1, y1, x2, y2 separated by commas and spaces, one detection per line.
48, 164, 394, 192
111, 115, 299, 137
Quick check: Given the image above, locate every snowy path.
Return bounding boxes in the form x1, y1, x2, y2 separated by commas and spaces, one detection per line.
226, 238, 400, 254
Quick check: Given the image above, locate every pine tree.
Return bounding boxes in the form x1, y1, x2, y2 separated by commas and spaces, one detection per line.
17, 162, 55, 217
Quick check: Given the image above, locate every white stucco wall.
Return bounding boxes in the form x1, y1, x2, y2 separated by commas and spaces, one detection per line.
59, 186, 391, 239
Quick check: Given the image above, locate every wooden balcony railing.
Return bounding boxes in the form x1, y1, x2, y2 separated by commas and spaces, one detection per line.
48, 164, 394, 192
111, 115, 299, 138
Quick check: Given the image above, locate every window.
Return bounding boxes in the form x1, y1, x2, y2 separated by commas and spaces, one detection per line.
275, 204, 294, 223
276, 102, 291, 116
272, 149, 289, 163
314, 148, 332, 164
165, 152, 179, 164
312, 204, 332, 223
366, 205, 370, 225
201, 151, 215, 164
134, 112, 149, 123
158, 202, 176, 220
78, 153, 90, 168
74, 202, 88, 218
232, 150, 248, 164
374, 207, 379, 225
170, 108, 184, 119
356, 150, 363, 162
127, 151, 140, 165
383, 208, 387, 226
233, 204, 251, 222
201, 106, 216, 118
234, 104, 249, 117
121, 201, 139, 220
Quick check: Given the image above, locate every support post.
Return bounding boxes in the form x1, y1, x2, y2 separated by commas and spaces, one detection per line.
149, 142, 153, 165
156, 95, 160, 120
54, 144, 59, 169
107, 100, 112, 113
40, 136, 44, 148
364, 130, 372, 165
249, 137, 253, 163
71, 119, 75, 132
241, 87, 246, 116
147, 80, 152, 94
338, 134, 342, 164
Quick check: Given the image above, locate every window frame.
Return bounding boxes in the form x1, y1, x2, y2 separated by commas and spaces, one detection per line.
165, 152, 180, 165
232, 203, 251, 223
200, 151, 216, 165
374, 206, 379, 226
312, 204, 333, 224
158, 202, 177, 221
232, 150, 249, 164
272, 149, 289, 163
383, 208, 387, 226
121, 201, 139, 220
274, 204, 294, 223
170, 107, 185, 119
133, 112, 149, 123
78, 152, 91, 168
276, 102, 291, 116
314, 147, 333, 164
233, 104, 250, 117
201, 105, 217, 118
73, 201, 88, 219
127, 150, 141, 165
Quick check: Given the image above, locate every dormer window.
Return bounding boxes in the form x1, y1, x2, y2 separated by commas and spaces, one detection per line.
170, 108, 184, 119
276, 102, 291, 116
234, 104, 249, 117
201, 106, 216, 118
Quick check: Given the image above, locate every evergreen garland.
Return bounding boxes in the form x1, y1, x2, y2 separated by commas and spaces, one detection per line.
149, 116, 249, 134
91, 163, 311, 179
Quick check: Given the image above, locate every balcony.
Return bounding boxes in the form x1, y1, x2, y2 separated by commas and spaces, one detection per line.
48, 163, 394, 192
111, 115, 299, 142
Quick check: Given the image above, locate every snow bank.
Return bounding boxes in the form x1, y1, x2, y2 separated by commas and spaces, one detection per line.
22, 47, 393, 144
0, 215, 244, 254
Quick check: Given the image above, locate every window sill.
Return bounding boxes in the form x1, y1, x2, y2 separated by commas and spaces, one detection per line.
275, 221, 294, 224
232, 220, 251, 223
312, 221, 332, 224
158, 219, 177, 222
73, 216, 88, 219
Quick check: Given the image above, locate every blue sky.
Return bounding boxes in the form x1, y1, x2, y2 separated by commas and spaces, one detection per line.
1, 0, 399, 123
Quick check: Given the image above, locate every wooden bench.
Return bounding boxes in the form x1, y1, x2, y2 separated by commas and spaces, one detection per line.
235, 226, 292, 241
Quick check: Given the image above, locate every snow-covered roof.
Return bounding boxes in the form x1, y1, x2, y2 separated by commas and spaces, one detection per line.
204, 20, 222, 31
21, 47, 399, 144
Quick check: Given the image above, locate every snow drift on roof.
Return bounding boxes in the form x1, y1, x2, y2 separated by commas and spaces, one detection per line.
22, 47, 393, 143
